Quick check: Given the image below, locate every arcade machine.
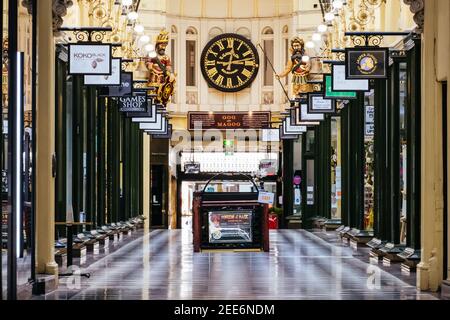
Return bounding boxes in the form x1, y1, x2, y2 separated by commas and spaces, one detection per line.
192, 174, 269, 252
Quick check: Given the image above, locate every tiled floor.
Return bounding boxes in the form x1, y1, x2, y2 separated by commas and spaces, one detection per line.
39, 229, 437, 300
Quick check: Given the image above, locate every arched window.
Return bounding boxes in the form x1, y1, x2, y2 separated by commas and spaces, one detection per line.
208, 27, 223, 40
236, 27, 251, 39
261, 27, 274, 86
186, 27, 198, 87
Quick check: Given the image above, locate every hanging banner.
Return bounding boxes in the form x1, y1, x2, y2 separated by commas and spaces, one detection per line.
68, 43, 112, 75
323, 75, 357, 100
346, 47, 389, 79
308, 93, 336, 114
84, 58, 121, 86
99, 72, 133, 97
119, 92, 147, 112
332, 64, 369, 92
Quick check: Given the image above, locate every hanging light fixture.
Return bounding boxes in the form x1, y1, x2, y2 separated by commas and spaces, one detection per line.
144, 43, 155, 52
317, 24, 328, 33
134, 24, 144, 33
312, 33, 322, 42
332, 0, 344, 10
149, 51, 157, 58
302, 55, 310, 63
139, 35, 150, 44
127, 11, 138, 21
305, 41, 315, 49
122, 0, 133, 6
324, 12, 335, 22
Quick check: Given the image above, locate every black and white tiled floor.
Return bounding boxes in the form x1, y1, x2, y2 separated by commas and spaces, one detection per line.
39, 229, 437, 300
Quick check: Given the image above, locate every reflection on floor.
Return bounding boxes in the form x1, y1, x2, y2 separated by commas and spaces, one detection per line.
39, 229, 437, 300
2, 251, 33, 299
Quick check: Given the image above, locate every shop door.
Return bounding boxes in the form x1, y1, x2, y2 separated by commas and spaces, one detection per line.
151, 165, 164, 227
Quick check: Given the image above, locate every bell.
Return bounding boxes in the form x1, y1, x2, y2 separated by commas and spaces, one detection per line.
133, 59, 149, 81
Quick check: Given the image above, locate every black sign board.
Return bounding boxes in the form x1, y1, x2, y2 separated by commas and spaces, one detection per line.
307, 93, 336, 114
289, 108, 320, 127
188, 112, 270, 130
99, 72, 133, 97
152, 124, 172, 139
345, 47, 389, 79
119, 92, 147, 112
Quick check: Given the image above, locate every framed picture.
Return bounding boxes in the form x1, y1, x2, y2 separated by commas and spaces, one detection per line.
279, 125, 299, 140
283, 118, 307, 134
290, 108, 320, 127
323, 75, 357, 100
299, 104, 325, 122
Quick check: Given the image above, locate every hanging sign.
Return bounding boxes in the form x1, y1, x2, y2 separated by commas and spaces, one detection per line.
144, 119, 168, 134
68, 43, 112, 75
84, 58, 121, 86
99, 72, 133, 97
139, 113, 165, 131
152, 124, 173, 139
119, 92, 147, 112
279, 124, 299, 140
346, 47, 389, 79
188, 112, 270, 130
126, 102, 157, 118
323, 75, 357, 100
308, 93, 336, 114
290, 108, 320, 127
299, 104, 325, 122
258, 191, 275, 205
332, 64, 369, 92
283, 118, 307, 134
261, 129, 280, 142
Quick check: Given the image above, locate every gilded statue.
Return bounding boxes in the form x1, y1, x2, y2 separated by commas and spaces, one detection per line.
276, 37, 312, 97
146, 29, 176, 106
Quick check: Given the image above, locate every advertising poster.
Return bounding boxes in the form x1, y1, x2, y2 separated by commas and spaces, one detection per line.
208, 211, 253, 243
68, 43, 111, 75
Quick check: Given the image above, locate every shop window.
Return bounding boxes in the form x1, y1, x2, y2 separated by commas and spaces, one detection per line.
364, 90, 375, 231
331, 117, 341, 219
399, 62, 408, 244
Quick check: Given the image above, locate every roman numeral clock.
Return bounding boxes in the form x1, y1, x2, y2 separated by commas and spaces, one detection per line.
200, 33, 259, 92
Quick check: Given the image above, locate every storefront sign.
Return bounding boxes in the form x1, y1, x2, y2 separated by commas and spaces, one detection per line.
261, 129, 279, 142
323, 75, 357, 100
279, 125, 299, 140
346, 47, 389, 79
188, 112, 270, 130
153, 124, 172, 139
139, 114, 166, 131
208, 211, 253, 243
68, 43, 112, 75
308, 93, 335, 114
144, 119, 168, 134
84, 58, 121, 86
258, 191, 275, 205
332, 64, 369, 92
119, 93, 147, 112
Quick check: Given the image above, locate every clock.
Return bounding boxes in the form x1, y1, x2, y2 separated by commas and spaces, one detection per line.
200, 33, 259, 93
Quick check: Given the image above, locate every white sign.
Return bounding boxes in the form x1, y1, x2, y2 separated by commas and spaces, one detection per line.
332, 64, 369, 92
365, 105, 375, 136
258, 191, 274, 205
301, 104, 325, 121
284, 118, 307, 133
69, 44, 111, 75
310, 95, 334, 112
84, 58, 121, 86
294, 188, 301, 205
262, 129, 280, 142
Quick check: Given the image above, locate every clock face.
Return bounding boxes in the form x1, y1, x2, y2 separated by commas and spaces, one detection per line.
200, 33, 259, 92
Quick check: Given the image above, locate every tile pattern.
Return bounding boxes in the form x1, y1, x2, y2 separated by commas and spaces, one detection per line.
39, 229, 437, 300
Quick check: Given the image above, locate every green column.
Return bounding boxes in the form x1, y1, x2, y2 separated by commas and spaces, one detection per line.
317, 117, 331, 219
72, 76, 84, 229
374, 78, 389, 240
86, 87, 97, 229
97, 97, 106, 226
341, 106, 350, 227
122, 117, 130, 221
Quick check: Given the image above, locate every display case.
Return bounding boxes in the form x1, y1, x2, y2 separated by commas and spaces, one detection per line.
192, 174, 269, 252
